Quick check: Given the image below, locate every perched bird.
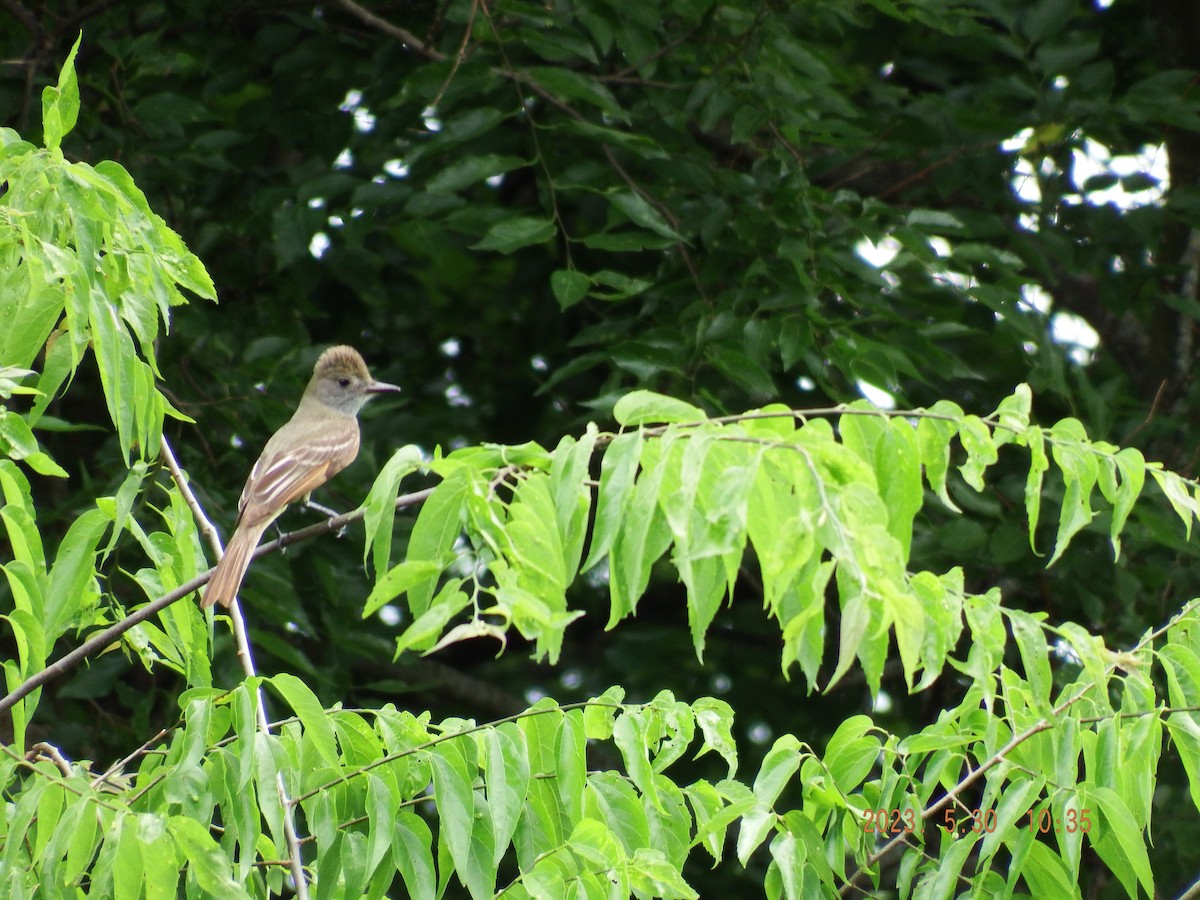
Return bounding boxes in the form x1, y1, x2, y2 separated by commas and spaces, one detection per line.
201, 345, 400, 609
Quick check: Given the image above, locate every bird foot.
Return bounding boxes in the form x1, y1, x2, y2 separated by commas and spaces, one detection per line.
304, 498, 347, 537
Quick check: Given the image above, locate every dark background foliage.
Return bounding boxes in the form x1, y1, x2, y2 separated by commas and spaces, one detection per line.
5, 0, 1200, 893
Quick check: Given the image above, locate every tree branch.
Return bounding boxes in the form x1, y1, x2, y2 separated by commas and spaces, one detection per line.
332, 0, 445, 62
0, 485, 435, 721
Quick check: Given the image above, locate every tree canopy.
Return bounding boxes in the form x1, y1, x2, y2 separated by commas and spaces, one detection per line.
3, 0, 1200, 897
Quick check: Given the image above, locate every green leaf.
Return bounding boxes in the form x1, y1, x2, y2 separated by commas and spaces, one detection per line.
925, 830, 980, 896
0, 452, 42, 542
613, 391, 705, 426
607, 190, 684, 241
363, 559, 447, 619
753, 735, 802, 808
393, 582, 471, 656
957, 414, 997, 491
613, 708, 661, 812
583, 686, 626, 741
692, 697, 738, 778
113, 815, 145, 900
992, 383, 1032, 441
706, 345, 776, 397
1048, 418, 1097, 566
977, 775, 1045, 870
582, 430, 643, 572
1098, 446, 1145, 559
1024, 425, 1049, 554
550, 269, 591, 309
527, 67, 626, 121
1009, 610, 1052, 709
405, 467, 470, 616
549, 427, 596, 582
558, 117, 670, 158
361, 445, 425, 581
431, 738, 494, 900
1150, 468, 1200, 540
823, 716, 878, 792
268, 673, 339, 771
471, 217, 556, 253
42, 34, 83, 152
482, 723, 530, 866
168, 816, 251, 899
736, 801, 775, 867
917, 406, 965, 506
1086, 785, 1153, 898
556, 710, 588, 824
1019, 837, 1079, 899
426, 154, 528, 194
45, 507, 108, 642
840, 414, 921, 557
392, 813, 436, 900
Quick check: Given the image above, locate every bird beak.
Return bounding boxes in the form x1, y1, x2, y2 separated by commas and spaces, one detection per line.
368, 380, 402, 394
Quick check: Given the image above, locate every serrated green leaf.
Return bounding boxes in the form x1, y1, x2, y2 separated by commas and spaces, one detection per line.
582, 430, 642, 573
753, 734, 802, 807
1099, 446, 1145, 559
613, 709, 661, 812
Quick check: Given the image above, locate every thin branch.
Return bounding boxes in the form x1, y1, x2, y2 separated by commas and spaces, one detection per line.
162, 436, 311, 900
429, 0, 477, 109
28, 741, 73, 777
333, 0, 446, 62
606, 25, 698, 80
1179, 874, 1200, 900
162, 435, 222, 561
93, 726, 172, 790
0, 571, 203, 718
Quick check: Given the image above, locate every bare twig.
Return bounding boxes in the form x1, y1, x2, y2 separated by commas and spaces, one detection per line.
607, 27, 697, 80
28, 741, 73, 777
430, 0, 478, 109
333, 0, 445, 62
92, 726, 172, 790
162, 436, 311, 898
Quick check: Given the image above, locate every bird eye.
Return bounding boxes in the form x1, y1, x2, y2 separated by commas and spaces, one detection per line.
337, 377, 351, 388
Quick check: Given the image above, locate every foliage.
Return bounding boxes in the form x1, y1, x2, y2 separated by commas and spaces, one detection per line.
3, 1, 1200, 897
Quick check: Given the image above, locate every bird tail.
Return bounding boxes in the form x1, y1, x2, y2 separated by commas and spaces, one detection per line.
201, 521, 268, 609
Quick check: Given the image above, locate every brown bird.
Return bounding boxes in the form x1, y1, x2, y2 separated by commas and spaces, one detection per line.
201, 345, 400, 609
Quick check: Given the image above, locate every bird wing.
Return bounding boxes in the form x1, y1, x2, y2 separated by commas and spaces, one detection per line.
237, 421, 360, 527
